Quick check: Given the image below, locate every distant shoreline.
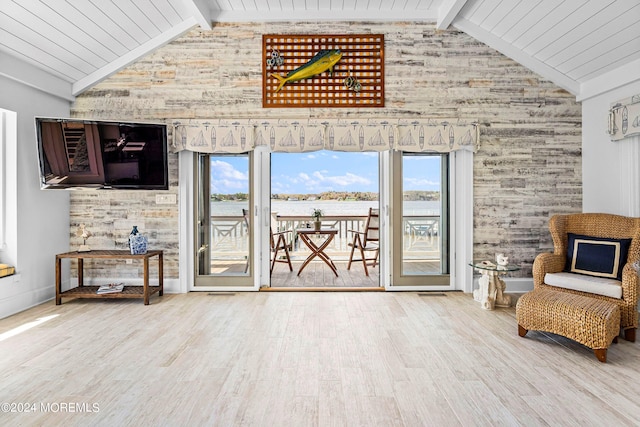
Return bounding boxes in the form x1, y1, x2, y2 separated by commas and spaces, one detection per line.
210, 199, 440, 216
212, 190, 439, 202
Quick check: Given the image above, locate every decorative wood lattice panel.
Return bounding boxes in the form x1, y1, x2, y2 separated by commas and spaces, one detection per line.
262, 34, 384, 108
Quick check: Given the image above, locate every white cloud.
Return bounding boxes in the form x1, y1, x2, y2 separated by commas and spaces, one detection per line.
210, 160, 248, 192
211, 160, 247, 180
271, 181, 290, 193
301, 170, 371, 189
213, 179, 246, 192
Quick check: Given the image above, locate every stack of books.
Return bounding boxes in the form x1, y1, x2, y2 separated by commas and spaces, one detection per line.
96, 283, 124, 294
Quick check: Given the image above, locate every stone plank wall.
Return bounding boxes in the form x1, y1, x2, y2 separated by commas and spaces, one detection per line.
71, 22, 582, 280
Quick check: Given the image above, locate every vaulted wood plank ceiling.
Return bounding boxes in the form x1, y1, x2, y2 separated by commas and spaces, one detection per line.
0, 0, 638, 101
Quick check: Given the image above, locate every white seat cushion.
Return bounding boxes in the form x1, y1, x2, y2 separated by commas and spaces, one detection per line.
544, 272, 622, 299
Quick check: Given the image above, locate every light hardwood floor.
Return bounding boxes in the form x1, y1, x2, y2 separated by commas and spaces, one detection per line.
1, 292, 639, 426
269, 257, 438, 288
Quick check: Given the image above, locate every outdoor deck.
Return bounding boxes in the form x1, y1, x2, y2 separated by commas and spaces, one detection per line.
207, 214, 441, 288
270, 258, 381, 289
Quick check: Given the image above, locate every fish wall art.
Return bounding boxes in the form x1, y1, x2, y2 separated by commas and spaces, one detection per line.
262, 34, 385, 108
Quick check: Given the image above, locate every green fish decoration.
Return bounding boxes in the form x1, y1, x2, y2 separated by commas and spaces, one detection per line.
270, 49, 343, 93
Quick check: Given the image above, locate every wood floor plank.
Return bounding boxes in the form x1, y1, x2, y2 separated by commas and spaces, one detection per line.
0, 292, 639, 426
318, 380, 347, 427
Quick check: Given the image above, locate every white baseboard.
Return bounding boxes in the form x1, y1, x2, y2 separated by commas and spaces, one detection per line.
0, 275, 535, 320
471, 276, 534, 294
503, 277, 534, 293
0, 277, 55, 320
0, 277, 182, 320
161, 278, 181, 294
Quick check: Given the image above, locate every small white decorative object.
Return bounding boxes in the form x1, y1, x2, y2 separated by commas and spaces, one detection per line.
76, 224, 91, 252
496, 253, 509, 270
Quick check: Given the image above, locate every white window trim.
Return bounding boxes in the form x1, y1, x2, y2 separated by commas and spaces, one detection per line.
620, 135, 640, 216
179, 149, 474, 293
0, 110, 7, 250
383, 149, 473, 291
0, 109, 14, 252
454, 149, 475, 293
0, 108, 17, 269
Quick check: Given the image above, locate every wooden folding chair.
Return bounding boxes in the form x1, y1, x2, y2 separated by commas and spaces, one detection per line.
347, 208, 380, 276
271, 228, 293, 274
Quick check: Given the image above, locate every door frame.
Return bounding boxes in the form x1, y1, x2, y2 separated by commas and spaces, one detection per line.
384, 149, 473, 291
181, 151, 261, 292
178, 149, 474, 293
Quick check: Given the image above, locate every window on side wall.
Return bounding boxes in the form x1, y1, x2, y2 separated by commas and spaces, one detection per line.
0, 109, 16, 257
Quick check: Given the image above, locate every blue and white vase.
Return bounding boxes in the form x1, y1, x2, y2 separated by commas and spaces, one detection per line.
128, 226, 148, 255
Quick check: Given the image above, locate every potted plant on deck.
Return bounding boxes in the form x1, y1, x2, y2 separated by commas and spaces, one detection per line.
311, 208, 323, 231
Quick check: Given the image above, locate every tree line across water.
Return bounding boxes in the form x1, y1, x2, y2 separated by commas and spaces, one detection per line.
212, 190, 439, 201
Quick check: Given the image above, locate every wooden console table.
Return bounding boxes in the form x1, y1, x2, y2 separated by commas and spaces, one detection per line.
56, 250, 163, 305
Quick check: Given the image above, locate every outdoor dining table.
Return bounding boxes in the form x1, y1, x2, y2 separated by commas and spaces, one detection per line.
296, 228, 339, 277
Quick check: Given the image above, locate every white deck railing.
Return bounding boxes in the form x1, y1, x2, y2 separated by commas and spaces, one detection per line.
209, 214, 440, 256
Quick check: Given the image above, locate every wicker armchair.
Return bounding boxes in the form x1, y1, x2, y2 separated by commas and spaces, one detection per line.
533, 213, 640, 341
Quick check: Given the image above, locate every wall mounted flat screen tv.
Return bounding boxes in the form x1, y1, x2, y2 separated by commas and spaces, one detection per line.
35, 117, 169, 190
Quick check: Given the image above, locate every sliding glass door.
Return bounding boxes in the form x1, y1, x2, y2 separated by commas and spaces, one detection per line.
390, 151, 450, 287
191, 149, 453, 289
194, 152, 254, 287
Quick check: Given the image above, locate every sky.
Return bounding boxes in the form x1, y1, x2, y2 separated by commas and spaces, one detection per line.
210, 151, 442, 194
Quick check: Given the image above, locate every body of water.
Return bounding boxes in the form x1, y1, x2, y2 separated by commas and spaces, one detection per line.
211, 200, 440, 216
